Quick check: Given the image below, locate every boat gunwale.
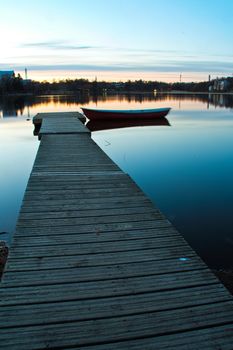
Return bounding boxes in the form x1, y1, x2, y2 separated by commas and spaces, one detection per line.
81, 107, 171, 114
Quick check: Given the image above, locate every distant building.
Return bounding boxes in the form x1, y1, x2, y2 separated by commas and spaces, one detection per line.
0, 70, 15, 80
219, 79, 229, 91
208, 85, 214, 92
209, 78, 229, 92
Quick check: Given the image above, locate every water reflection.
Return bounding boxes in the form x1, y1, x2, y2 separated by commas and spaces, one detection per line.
87, 117, 170, 132
0, 97, 26, 117
0, 92, 233, 118
154, 92, 233, 110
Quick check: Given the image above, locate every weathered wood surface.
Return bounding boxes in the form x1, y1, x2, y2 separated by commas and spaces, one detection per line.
33, 111, 86, 125
39, 116, 90, 139
1, 114, 233, 349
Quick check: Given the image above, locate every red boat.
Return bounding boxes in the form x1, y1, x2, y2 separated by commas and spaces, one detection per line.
81, 107, 171, 120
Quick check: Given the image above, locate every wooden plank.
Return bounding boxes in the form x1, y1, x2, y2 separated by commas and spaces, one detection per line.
20, 197, 151, 213
20, 195, 150, 211
61, 324, 233, 350
34, 155, 118, 163
6, 245, 196, 272
26, 178, 134, 189
10, 236, 188, 259
33, 111, 86, 125
1, 284, 231, 329
0, 302, 233, 349
39, 117, 90, 138
25, 182, 137, 191
0, 269, 218, 306
31, 165, 121, 172
14, 220, 172, 237
2, 256, 207, 287
28, 172, 128, 179
24, 182, 140, 194
28, 172, 128, 181
19, 205, 159, 220
22, 189, 143, 204
16, 212, 166, 228
11, 227, 179, 248
22, 188, 144, 201
21, 192, 147, 207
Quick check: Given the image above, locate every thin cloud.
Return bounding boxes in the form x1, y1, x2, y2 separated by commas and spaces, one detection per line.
20, 43, 187, 55
21, 40, 94, 50
116, 48, 184, 54
5, 59, 233, 73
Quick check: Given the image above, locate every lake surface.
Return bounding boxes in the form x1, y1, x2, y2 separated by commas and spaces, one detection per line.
1, 93, 233, 270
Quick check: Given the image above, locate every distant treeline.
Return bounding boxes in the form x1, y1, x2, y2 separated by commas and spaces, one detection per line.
1, 74, 233, 95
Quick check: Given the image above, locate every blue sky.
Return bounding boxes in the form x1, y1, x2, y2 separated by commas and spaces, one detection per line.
0, 0, 232, 82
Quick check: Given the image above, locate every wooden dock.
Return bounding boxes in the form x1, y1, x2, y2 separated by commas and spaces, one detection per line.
1, 112, 233, 349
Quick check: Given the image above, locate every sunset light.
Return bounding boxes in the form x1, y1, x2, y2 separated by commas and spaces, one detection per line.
1, 0, 232, 82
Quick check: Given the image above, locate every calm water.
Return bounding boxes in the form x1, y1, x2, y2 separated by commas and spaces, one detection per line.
1, 93, 233, 270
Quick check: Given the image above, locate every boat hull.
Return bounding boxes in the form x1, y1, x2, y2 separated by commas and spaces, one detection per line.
81, 108, 171, 120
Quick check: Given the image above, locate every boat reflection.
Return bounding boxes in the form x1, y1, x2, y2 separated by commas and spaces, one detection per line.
86, 117, 170, 132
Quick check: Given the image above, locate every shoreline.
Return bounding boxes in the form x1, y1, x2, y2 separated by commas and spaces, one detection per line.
0, 91, 233, 98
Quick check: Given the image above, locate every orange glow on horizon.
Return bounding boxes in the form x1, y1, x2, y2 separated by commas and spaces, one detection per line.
17, 69, 213, 83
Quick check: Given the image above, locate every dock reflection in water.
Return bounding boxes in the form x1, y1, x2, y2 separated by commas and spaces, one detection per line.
86, 117, 170, 132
